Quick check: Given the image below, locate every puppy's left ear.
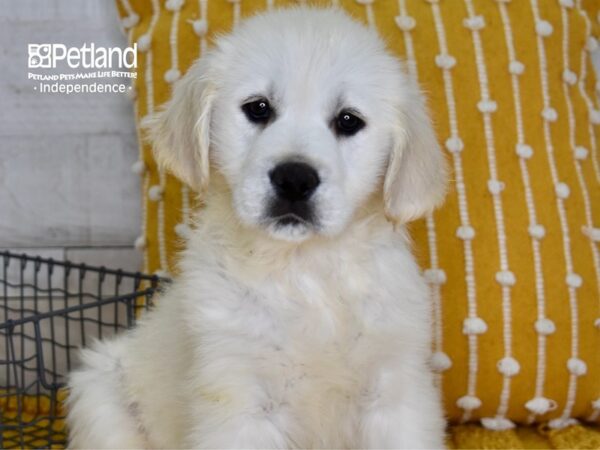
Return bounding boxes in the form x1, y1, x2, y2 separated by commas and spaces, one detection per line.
384, 87, 447, 224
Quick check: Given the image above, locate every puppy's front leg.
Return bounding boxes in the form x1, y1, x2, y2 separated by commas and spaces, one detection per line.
184, 353, 291, 449
361, 359, 446, 449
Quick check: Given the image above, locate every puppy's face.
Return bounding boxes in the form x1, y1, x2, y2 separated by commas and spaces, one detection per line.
148, 8, 446, 242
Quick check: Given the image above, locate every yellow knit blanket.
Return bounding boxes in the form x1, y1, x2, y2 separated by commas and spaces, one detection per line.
2, 393, 599, 449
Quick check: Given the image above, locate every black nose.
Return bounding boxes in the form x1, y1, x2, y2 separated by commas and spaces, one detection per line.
269, 162, 320, 202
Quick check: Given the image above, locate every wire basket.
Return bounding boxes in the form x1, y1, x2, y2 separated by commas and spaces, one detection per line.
0, 250, 164, 449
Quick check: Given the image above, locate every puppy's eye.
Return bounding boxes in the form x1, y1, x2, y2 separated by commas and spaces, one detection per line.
242, 98, 272, 124
335, 110, 365, 136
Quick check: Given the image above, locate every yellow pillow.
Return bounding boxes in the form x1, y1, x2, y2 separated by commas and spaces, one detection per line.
116, 0, 600, 429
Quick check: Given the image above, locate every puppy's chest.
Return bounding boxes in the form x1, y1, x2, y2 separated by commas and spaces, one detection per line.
190, 247, 422, 440
239, 258, 403, 362
241, 263, 406, 428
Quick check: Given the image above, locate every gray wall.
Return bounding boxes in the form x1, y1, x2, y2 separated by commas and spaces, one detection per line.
0, 0, 141, 271
0, 1, 144, 388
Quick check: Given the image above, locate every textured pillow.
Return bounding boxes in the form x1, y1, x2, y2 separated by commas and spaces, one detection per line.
116, 0, 600, 431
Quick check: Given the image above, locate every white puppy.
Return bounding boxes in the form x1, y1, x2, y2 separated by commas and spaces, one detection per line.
67, 7, 447, 449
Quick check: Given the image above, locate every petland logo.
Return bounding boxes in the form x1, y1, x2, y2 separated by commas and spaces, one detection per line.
28, 43, 137, 69
28, 43, 138, 95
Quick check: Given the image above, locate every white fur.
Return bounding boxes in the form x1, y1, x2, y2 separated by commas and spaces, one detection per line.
67, 7, 447, 449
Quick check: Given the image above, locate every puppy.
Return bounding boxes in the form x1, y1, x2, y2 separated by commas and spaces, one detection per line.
67, 7, 447, 449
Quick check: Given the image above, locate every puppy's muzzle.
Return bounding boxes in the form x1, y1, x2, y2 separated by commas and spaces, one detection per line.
268, 161, 320, 226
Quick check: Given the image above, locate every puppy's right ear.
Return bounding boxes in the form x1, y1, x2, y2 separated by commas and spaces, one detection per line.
143, 56, 215, 193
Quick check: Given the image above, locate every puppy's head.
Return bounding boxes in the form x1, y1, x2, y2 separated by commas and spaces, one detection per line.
147, 7, 446, 242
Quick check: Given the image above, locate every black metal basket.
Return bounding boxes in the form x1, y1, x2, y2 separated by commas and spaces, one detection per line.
0, 250, 164, 449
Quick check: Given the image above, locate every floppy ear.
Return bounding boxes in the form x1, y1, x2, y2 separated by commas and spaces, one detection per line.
383, 87, 448, 224
143, 56, 215, 193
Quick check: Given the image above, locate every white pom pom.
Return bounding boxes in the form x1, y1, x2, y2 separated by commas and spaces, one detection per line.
445, 137, 464, 153
424, 268, 447, 285
542, 107, 558, 122
535, 318, 556, 335
554, 180, 570, 197
516, 143, 533, 159
495, 270, 516, 287
122, 14, 139, 29
536, 20, 553, 37
586, 36, 599, 52
555, 182, 570, 199
131, 160, 146, 175
134, 235, 146, 251
562, 69, 577, 85
431, 351, 452, 372
559, 0, 574, 7
137, 34, 152, 52
487, 179, 505, 195
567, 357, 587, 376
435, 54, 456, 69
528, 224, 546, 239
525, 397, 557, 414
478, 99, 498, 113
126, 86, 137, 100
148, 185, 164, 201
574, 146, 589, 160
592, 398, 600, 410
582, 226, 600, 241
395, 15, 416, 31
566, 272, 582, 288
164, 69, 181, 83
595, 318, 600, 329
509, 60, 525, 75
166, 0, 185, 11
463, 15, 485, 30
463, 317, 488, 335
456, 225, 475, 240
481, 417, 515, 430
549, 418, 578, 429
190, 19, 208, 36
590, 109, 600, 125
174, 222, 192, 239
457, 395, 482, 410
497, 356, 520, 376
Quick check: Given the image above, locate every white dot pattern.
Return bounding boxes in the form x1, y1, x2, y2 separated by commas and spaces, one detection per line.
465, 0, 517, 425
395, 0, 446, 392
429, 0, 483, 422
